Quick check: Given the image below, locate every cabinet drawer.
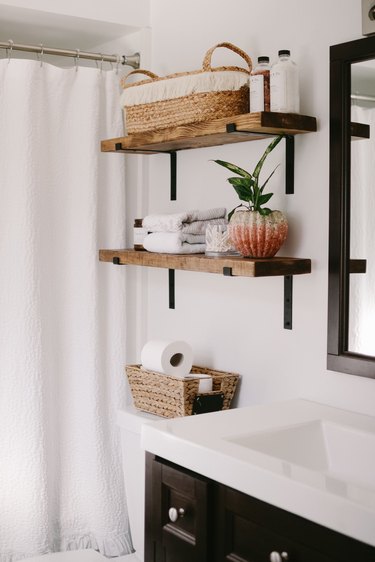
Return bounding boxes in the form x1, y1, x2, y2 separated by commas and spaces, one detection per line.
145, 454, 375, 562
222, 508, 333, 562
145, 454, 211, 562
216, 485, 374, 562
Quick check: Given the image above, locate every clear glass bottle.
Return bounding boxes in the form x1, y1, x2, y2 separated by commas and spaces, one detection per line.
270, 50, 300, 113
250, 56, 271, 112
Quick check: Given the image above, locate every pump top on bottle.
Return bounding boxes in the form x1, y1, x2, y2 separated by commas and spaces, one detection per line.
270, 50, 300, 113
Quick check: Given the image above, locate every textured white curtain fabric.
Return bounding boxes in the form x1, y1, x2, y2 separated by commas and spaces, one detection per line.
349, 104, 375, 355
0, 59, 131, 560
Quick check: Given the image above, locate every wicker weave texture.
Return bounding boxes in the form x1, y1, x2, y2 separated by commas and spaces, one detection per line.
121, 42, 252, 134
126, 364, 239, 418
123, 87, 249, 134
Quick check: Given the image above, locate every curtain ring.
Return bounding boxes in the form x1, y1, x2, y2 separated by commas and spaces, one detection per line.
40, 43, 44, 67
75, 48, 80, 72
100, 54, 104, 73
115, 55, 120, 75
7, 39, 13, 63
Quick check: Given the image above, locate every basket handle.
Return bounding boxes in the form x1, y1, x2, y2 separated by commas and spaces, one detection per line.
202, 42, 252, 73
120, 69, 159, 89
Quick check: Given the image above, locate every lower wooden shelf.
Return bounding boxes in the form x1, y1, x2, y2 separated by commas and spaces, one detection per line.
98, 249, 311, 278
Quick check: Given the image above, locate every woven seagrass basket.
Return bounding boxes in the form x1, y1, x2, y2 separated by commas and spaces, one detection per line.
120, 42, 252, 134
126, 364, 239, 418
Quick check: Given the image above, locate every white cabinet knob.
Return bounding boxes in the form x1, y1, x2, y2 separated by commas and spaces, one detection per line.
269, 552, 289, 562
168, 507, 185, 522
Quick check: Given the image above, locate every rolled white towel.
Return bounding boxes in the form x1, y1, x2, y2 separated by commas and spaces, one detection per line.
185, 207, 227, 222
143, 232, 206, 254
181, 233, 206, 244
143, 212, 188, 232
143, 207, 227, 232
182, 217, 227, 235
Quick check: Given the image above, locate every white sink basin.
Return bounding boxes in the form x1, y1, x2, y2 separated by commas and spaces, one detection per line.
141, 399, 375, 547
226, 419, 375, 490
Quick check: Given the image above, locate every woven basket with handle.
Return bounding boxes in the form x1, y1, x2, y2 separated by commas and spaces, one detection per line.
120, 42, 252, 134
126, 364, 240, 418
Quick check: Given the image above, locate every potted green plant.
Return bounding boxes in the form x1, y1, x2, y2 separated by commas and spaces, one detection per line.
213, 134, 288, 258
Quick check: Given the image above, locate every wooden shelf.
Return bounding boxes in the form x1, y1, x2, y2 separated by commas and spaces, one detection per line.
99, 249, 311, 278
100, 111, 317, 328
101, 112, 317, 153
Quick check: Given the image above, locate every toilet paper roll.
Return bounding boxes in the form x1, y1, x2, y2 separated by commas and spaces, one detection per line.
186, 374, 213, 393
140, 340, 193, 378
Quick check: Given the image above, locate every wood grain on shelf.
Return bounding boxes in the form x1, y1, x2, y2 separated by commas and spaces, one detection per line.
101, 112, 317, 153
99, 249, 311, 277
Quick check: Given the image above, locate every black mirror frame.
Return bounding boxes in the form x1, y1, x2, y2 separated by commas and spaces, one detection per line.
328, 35, 375, 378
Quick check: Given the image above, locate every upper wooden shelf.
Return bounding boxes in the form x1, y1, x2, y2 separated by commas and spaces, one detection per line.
99, 249, 311, 278
101, 112, 317, 153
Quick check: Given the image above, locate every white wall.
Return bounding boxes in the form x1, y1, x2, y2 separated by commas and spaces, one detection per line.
139, 0, 375, 416
0, 0, 150, 54
0, 0, 150, 29
3, 0, 375, 417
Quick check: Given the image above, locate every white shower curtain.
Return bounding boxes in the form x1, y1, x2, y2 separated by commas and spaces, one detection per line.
0, 59, 132, 560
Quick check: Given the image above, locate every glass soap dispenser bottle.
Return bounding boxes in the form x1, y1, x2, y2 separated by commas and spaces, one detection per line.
250, 56, 271, 112
270, 50, 300, 113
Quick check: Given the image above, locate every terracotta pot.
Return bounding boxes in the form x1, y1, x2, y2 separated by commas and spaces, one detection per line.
228, 210, 288, 258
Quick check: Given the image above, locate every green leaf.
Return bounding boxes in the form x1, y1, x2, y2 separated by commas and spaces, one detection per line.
258, 192, 273, 205
227, 177, 254, 202
213, 159, 252, 179
228, 204, 244, 221
234, 186, 253, 202
259, 164, 280, 194
227, 177, 254, 189
253, 135, 284, 180
258, 207, 272, 216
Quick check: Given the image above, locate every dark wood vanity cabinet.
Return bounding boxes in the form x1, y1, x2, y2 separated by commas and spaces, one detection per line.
145, 453, 375, 562
145, 453, 211, 562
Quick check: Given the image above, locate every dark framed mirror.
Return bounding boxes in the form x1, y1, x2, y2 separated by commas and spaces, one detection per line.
328, 35, 375, 378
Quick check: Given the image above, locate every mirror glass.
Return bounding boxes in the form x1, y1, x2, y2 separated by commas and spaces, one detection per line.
328, 35, 375, 378
348, 60, 375, 355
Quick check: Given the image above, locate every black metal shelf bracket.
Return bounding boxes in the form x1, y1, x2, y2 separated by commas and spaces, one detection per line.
170, 152, 177, 200
111, 258, 293, 328
284, 275, 293, 330
223, 267, 233, 276
285, 135, 294, 194
114, 143, 177, 201
168, 269, 175, 309
226, 124, 295, 195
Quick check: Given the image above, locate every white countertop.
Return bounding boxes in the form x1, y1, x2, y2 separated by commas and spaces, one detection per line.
141, 399, 375, 547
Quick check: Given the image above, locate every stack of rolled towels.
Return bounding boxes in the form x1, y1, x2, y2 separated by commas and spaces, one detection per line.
142, 207, 227, 254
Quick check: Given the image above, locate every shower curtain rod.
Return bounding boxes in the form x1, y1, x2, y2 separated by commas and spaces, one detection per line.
0, 40, 140, 69
351, 93, 375, 103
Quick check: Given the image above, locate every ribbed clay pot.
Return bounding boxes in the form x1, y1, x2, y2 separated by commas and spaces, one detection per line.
228, 210, 288, 258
